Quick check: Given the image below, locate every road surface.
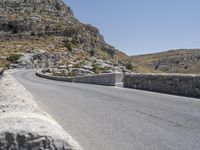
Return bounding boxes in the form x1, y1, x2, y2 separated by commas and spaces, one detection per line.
13, 70, 200, 150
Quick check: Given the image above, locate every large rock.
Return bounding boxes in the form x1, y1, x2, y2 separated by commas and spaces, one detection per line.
0, 114, 71, 150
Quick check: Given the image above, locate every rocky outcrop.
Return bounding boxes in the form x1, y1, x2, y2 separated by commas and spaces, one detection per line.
9, 49, 61, 69
0, 0, 74, 35
8, 49, 131, 75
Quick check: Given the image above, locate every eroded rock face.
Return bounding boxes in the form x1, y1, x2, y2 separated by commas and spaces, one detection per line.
0, 0, 105, 45
0, 0, 74, 34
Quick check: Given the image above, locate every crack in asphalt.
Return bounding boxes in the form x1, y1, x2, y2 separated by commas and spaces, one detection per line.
135, 110, 196, 130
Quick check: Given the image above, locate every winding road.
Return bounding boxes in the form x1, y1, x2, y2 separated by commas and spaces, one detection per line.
13, 70, 200, 150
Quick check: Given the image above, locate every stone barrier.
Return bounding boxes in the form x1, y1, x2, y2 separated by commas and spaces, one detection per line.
74, 73, 123, 86
36, 72, 123, 86
124, 73, 200, 98
0, 72, 83, 150
36, 72, 74, 82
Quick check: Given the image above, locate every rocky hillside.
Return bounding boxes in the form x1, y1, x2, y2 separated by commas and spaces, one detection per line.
0, 0, 129, 74
130, 49, 200, 74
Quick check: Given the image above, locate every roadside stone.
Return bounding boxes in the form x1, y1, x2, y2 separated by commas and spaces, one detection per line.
0, 72, 82, 150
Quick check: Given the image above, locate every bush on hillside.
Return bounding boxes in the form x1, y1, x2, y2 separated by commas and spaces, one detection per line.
125, 62, 133, 71
7, 54, 22, 63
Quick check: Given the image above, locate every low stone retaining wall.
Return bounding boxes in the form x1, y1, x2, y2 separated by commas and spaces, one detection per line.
36, 72, 123, 86
74, 73, 123, 86
36, 72, 74, 82
0, 72, 83, 150
124, 73, 200, 98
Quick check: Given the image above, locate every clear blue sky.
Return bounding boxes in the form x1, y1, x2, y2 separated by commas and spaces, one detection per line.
65, 0, 200, 55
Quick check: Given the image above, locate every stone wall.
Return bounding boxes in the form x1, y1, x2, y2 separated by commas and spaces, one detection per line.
36, 72, 74, 82
36, 72, 123, 86
124, 73, 200, 98
74, 73, 123, 86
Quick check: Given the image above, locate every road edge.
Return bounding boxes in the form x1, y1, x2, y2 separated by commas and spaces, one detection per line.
0, 71, 84, 150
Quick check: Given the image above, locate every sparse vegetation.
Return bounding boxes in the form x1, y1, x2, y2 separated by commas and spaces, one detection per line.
71, 39, 78, 46
92, 64, 100, 74
64, 41, 74, 51
130, 49, 200, 74
89, 50, 95, 56
67, 71, 76, 77
7, 54, 22, 63
125, 62, 133, 71
92, 63, 112, 74
0, 60, 10, 69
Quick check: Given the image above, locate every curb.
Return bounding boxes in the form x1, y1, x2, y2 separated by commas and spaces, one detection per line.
0, 72, 84, 150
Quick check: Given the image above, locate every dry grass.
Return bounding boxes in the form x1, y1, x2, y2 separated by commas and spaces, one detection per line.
0, 36, 68, 55
130, 49, 200, 74
0, 60, 10, 69
0, 36, 128, 69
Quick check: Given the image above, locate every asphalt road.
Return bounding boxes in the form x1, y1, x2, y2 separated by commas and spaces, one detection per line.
13, 70, 200, 150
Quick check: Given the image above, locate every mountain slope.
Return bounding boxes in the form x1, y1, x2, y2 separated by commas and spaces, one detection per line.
130, 49, 200, 74
0, 0, 128, 70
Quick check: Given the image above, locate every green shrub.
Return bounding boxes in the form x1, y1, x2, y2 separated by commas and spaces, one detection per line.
65, 42, 73, 51
125, 62, 133, 71
91, 64, 111, 74
71, 39, 78, 46
64, 39, 78, 51
7, 54, 22, 63
92, 64, 100, 74
89, 50, 95, 56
